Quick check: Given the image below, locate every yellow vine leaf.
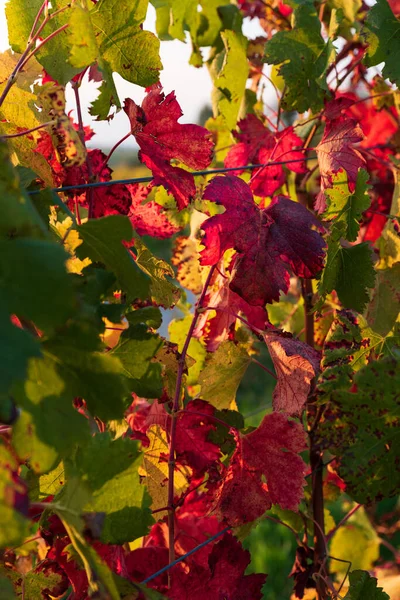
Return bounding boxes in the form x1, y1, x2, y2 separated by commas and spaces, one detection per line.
141, 425, 191, 519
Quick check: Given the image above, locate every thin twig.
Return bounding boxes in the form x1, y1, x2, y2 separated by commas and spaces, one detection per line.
28, 0, 48, 42
167, 266, 216, 575
326, 504, 362, 541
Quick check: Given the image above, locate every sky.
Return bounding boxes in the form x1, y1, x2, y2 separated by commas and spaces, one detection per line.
0, 1, 265, 149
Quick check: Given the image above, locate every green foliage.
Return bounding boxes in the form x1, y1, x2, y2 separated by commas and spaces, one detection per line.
6, 0, 80, 84
324, 169, 371, 242
73, 434, 153, 544
318, 358, 400, 504
0, 443, 30, 547
111, 325, 164, 398
330, 507, 380, 574
343, 570, 389, 599
363, 0, 400, 88
210, 29, 248, 129
317, 241, 376, 312
77, 216, 150, 302
264, 1, 334, 112
317, 171, 376, 312
199, 341, 251, 409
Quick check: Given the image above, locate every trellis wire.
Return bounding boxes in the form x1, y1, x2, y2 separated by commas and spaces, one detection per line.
26, 156, 316, 196
140, 526, 230, 585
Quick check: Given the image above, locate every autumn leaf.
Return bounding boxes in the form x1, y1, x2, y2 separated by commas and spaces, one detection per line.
200, 175, 326, 306
194, 264, 270, 351
123, 83, 214, 209
36, 83, 86, 168
170, 533, 266, 600
316, 97, 366, 212
224, 114, 307, 197
214, 412, 307, 526
127, 183, 181, 239
264, 330, 321, 415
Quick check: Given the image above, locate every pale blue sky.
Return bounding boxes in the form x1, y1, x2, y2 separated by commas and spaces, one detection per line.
0, 1, 266, 149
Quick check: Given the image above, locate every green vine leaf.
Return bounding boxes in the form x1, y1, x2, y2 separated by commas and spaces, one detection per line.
12, 353, 91, 474
362, 0, 400, 88
343, 570, 389, 599
76, 216, 150, 302
74, 434, 154, 544
199, 341, 251, 410
209, 29, 248, 130
264, 1, 334, 112
111, 324, 164, 398
318, 358, 400, 504
324, 169, 371, 242
6, 0, 81, 85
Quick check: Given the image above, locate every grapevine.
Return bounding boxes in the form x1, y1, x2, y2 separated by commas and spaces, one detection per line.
1, 1, 400, 599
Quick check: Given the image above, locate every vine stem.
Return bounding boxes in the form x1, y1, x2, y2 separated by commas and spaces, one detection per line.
71, 82, 95, 219
302, 275, 327, 600
167, 265, 216, 575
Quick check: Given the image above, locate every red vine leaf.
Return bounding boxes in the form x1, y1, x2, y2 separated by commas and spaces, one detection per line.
173, 533, 266, 600
123, 84, 214, 209
224, 114, 307, 197
263, 330, 321, 415
200, 175, 326, 306
214, 412, 307, 526
315, 97, 366, 212
127, 184, 181, 239
194, 264, 270, 351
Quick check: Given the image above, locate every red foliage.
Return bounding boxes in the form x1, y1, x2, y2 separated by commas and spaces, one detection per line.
214, 412, 307, 526
127, 184, 181, 238
315, 97, 366, 212
200, 175, 326, 306
123, 84, 214, 209
225, 115, 307, 197
193, 264, 270, 350
127, 493, 266, 599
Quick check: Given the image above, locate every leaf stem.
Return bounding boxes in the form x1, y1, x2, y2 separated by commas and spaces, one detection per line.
101, 132, 132, 170
326, 504, 362, 541
0, 120, 55, 139
251, 357, 277, 380
167, 265, 216, 578
28, 0, 48, 42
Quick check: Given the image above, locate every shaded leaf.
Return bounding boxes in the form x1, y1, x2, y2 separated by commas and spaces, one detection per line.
111, 325, 163, 399
363, 0, 400, 88
77, 216, 150, 302
199, 341, 251, 410
263, 330, 320, 415
75, 434, 153, 544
